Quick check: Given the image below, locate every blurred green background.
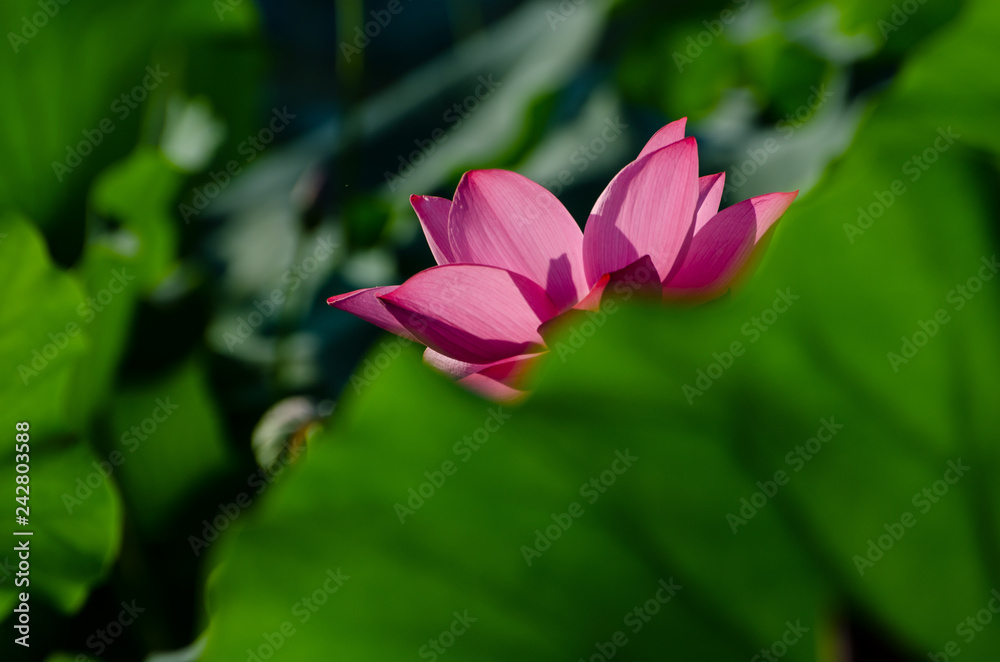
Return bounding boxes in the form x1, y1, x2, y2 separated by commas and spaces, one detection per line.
2, 0, 999, 660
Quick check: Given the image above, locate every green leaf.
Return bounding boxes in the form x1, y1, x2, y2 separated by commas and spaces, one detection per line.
0, 0, 259, 227
2, 440, 122, 614
106, 360, 232, 535
200, 344, 827, 660
0, 216, 122, 616
88, 147, 181, 288
45, 654, 99, 662
0, 215, 87, 439
66, 148, 183, 421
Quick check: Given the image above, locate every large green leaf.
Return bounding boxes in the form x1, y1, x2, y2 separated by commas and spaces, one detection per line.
0, 216, 87, 438
2, 440, 123, 613
200, 343, 826, 660
0, 218, 121, 615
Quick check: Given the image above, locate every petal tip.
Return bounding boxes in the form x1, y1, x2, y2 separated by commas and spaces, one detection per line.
326, 292, 352, 307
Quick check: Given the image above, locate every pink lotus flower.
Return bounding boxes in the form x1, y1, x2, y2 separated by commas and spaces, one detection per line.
328, 118, 797, 400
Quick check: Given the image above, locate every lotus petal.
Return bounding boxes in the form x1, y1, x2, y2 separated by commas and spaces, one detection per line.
448, 169, 587, 310
378, 264, 559, 364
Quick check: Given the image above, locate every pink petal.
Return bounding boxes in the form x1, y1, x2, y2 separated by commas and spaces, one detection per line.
425, 347, 542, 386
609, 254, 662, 296
695, 172, 726, 233
567, 255, 662, 314
541, 256, 659, 343
423, 347, 482, 379
457, 373, 525, 402
447, 170, 587, 311
378, 264, 559, 364
750, 190, 798, 242
658, 173, 728, 284
426, 349, 540, 401
410, 195, 454, 264
573, 273, 611, 312
327, 286, 417, 341
473, 353, 542, 385
459, 353, 542, 401
663, 191, 798, 298
636, 118, 688, 159
582, 137, 700, 287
